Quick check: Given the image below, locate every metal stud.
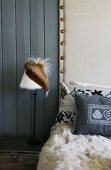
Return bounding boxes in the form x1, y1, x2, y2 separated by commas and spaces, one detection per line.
60, 41, 65, 45
60, 17, 64, 22
60, 70, 64, 74
60, 30, 65, 33
60, 5, 64, 9
60, 56, 64, 60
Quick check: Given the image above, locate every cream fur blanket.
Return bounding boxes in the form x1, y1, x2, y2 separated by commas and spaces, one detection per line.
37, 125, 111, 170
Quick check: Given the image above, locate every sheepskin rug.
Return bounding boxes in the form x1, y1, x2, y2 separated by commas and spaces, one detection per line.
37, 125, 111, 170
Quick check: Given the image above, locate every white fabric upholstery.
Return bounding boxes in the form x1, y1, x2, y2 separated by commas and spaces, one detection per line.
63, 0, 111, 86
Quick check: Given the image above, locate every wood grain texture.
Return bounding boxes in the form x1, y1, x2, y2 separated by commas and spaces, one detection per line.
30, 0, 45, 139
0, 151, 39, 170
0, 0, 4, 136
16, 0, 31, 137
0, 0, 59, 139
44, 0, 59, 138
0, 139, 41, 170
2, 0, 17, 136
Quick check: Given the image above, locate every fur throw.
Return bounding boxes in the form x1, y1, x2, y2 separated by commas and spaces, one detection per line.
37, 125, 111, 170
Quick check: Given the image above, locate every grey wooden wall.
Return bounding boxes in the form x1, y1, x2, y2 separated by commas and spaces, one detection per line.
0, 0, 59, 139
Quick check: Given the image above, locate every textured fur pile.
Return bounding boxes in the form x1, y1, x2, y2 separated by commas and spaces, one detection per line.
37, 125, 111, 170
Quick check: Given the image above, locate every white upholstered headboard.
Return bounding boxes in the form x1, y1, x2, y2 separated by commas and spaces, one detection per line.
59, 0, 111, 86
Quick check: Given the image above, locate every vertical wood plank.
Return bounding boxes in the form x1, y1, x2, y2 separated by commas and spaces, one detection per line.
0, 0, 59, 138
30, 0, 45, 139
16, 0, 31, 137
45, 0, 59, 138
2, 0, 17, 136
0, 0, 3, 136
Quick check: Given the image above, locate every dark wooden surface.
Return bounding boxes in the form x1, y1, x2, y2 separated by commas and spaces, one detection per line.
0, 152, 38, 170
0, 0, 59, 139
0, 139, 42, 170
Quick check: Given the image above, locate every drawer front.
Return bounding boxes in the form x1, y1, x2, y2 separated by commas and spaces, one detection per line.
0, 152, 39, 170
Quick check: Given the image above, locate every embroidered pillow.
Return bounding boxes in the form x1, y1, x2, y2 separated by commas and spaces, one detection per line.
55, 82, 77, 126
73, 94, 111, 137
70, 81, 111, 97
55, 81, 111, 127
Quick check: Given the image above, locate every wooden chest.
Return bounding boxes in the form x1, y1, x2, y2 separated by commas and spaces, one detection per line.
0, 139, 42, 170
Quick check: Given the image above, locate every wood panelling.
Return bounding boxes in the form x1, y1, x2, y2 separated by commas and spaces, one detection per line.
30, 0, 45, 139
0, 0, 3, 136
0, 0, 58, 139
45, 0, 59, 138
16, 0, 31, 137
2, 0, 17, 136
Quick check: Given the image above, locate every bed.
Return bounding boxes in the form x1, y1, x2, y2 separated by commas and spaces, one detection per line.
37, 81, 111, 170
37, 0, 111, 169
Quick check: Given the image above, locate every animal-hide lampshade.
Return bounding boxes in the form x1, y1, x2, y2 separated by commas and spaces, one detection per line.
25, 63, 48, 91
19, 57, 52, 91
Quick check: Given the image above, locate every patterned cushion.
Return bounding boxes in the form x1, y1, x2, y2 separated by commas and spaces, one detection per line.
55, 81, 111, 127
55, 82, 77, 126
70, 81, 111, 97
73, 93, 111, 136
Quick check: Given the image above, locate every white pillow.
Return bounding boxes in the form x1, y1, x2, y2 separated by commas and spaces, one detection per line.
70, 80, 111, 97
55, 81, 111, 127
55, 82, 77, 127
